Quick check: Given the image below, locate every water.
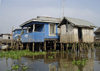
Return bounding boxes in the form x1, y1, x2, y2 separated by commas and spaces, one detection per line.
0, 48, 100, 71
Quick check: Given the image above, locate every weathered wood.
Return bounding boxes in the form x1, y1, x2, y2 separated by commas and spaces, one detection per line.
26, 43, 29, 50
60, 25, 78, 43
60, 24, 94, 43
82, 28, 94, 43
32, 43, 35, 52
44, 41, 46, 51
61, 43, 64, 51
54, 41, 56, 51
72, 43, 76, 52
66, 44, 68, 51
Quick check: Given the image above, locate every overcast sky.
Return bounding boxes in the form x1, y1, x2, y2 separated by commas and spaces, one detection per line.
0, 0, 100, 34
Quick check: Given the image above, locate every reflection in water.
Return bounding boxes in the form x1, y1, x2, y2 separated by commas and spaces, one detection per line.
0, 48, 100, 71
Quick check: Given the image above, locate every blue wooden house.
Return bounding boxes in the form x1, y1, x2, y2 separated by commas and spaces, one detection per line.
20, 16, 61, 51
13, 28, 27, 40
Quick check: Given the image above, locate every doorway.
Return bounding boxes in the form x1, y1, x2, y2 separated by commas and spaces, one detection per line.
78, 28, 82, 42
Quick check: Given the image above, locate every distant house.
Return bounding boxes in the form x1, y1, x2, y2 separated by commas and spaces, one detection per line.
94, 27, 100, 41
0, 34, 12, 40
20, 16, 60, 43
13, 28, 27, 40
58, 17, 95, 43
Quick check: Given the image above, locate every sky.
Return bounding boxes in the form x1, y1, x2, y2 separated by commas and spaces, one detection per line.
0, 0, 100, 34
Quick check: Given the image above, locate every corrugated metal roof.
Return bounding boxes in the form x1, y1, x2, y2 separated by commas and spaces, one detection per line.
65, 17, 95, 27
20, 16, 95, 28
94, 27, 100, 33
20, 16, 61, 27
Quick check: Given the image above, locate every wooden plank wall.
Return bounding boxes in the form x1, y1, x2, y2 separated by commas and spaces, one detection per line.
60, 24, 94, 43
82, 28, 94, 43
60, 25, 78, 43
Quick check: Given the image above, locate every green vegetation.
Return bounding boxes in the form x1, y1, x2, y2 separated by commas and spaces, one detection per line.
48, 56, 54, 59
77, 69, 80, 71
0, 50, 46, 59
11, 65, 19, 70
7, 64, 29, 71
63, 64, 68, 67
72, 59, 87, 66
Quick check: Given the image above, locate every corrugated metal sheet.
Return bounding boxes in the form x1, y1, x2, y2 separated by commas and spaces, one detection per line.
66, 17, 95, 27
20, 16, 61, 27
20, 16, 95, 28
94, 27, 100, 33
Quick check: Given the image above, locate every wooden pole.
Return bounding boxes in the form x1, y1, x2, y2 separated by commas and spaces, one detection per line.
32, 43, 34, 52
61, 43, 63, 51
44, 41, 46, 51
61, 43, 64, 51
26, 43, 29, 50
54, 41, 56, 51
72, 43, 76, 52
66, 44, 68, 51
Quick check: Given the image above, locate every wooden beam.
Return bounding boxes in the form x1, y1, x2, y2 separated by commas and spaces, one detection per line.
54, 41, 56, 51
26, 43, 29, 50
32, 43, 34, 52
44, 41, 46, 51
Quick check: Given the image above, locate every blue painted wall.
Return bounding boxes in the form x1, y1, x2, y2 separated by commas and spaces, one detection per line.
44, 24, 58, 39
13, 29, 27, 40
21, 32, 45, 43
21, 22, 59, 43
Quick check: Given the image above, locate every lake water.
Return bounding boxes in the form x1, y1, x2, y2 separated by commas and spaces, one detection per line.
0, 48, 100, 71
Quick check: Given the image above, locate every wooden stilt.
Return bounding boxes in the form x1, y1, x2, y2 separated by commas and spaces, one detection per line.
61, 43, 64, 51
86, 43, 88, 52
66, 44, 68, 51
61, 43, 62, 51
44, 41, 46, 51
21, 44, 24, 50
79, 43, 82, 52
26, 43, 29, 50
32, 43, 34, 52
73, 43, 76, 52
54, 41, 56, 51
16, 42, 19, 50
91, 43, 94, 51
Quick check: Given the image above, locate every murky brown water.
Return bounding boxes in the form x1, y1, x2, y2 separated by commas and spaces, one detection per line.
0, 48, 100, 71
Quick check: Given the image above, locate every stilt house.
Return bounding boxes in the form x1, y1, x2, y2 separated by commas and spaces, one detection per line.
94, 27, 100, 41
58, 17, 95, 43
20, 16, 60, 43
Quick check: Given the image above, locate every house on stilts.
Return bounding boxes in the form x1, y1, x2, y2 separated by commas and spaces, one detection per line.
13, 16, 95, 51
20, 16, 61, 51
94, 27, 100, 41
58, 17, 95, 51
